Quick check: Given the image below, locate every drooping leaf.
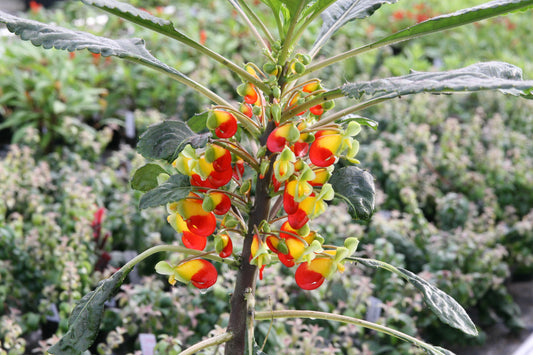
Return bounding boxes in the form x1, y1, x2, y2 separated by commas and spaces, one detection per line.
0, 10, 180, 77
366, 0, 533, 53
342, 62, 533, 101
311, 0, 398, 55
48, 268, 131, 355
137, 120, 210, 162
329, 166, 375, 221
187, 112, 209, 133
139, 174, 191, 209
131, 163, 168, 192
354, 258, 478, 337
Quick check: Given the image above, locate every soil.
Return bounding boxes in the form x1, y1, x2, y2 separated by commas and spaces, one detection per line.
452, 280, 533, 355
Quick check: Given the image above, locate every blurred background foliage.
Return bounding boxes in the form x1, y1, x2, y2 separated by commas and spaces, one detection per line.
0, 0, 532, 354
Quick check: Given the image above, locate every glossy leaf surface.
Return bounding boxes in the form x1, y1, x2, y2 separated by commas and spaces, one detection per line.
329, 166, 375, 220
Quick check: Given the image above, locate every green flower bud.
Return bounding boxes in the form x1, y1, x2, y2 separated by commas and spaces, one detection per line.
294, 62, 305, 74
272, 86, 281, 100
271, 103, 281, 123
323, 100, 335, 111
202, 195, 215, 212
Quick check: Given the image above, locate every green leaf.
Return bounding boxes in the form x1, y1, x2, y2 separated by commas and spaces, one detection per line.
187, 112, 209, 133
139, 174, 191, 209
354, 258, 478, 337
311, 0, 398, 55
342, 62, 533, 101
81, 0, 189, 43
137, 120, 210, 162
131, 163, 168, 192
48, 268, 131, 355
329, 166, 375, 221
365, 0, 533, 56
0, 10, 172, 72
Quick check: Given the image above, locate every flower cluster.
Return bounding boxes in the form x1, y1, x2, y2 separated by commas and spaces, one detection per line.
156, 61, 363, 290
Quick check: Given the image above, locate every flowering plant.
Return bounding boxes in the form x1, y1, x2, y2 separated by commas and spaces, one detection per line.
2, 0, 533, 354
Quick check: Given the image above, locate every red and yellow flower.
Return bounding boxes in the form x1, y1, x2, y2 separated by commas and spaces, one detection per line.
156, 259, 218, 289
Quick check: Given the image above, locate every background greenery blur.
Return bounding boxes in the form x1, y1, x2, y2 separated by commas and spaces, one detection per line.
1, 0, 532, 354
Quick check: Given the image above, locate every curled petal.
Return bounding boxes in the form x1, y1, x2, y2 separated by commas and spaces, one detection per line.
310, 104, 324, 116
295, 258, 333, 290
288, 209, 309, 229
210, 192, 231, 215
208, 168, 233, 187
182, 231, 207, 250
212, 147, 232, 172
187, 213, 217, 237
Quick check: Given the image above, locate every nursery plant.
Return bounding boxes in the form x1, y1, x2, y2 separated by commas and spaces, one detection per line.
2, 0, 533, 354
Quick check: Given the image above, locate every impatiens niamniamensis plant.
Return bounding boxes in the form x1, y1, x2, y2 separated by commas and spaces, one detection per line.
2, 0, 533, 354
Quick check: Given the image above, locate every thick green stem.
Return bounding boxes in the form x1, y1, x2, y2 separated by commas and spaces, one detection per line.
254, 310, 449, 355
225, 122, 276, 355
179, 332, 233, 355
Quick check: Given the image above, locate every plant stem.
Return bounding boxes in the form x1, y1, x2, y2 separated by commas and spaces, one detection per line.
229, 0, 275, 62
128, 57, 232, 107
254, 310, 449, 355
306, 96, 390, 130
278, 1, 306, 65
123, 244, 237, 270
237, 0, 276, 44
179, 332, 233, 355
280, 89, 344, 122
225, 122, 276, 355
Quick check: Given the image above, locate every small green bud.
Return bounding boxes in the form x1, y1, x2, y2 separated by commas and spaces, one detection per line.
263, 62, 277, 75
323, 100, 335, 111
206, 111, 218, 130
293, 62, 305, 74
236, 83, 247, 97
297, 53, 311, 65
270, 103, 281, 123
205, 145, 216, 163
252, 106, 262, 116
260, 160, 270, 177
272, 86, 281, 100
303, 134, 315, 143
240, 179, 251, 194
202, 195, 215, 212
286, 124, 301, 143
297, 223, 310, 237
214, 234, 225, 254
256, 146, 267, 158
223, 215, 240, 228
276, 239, 289, 255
